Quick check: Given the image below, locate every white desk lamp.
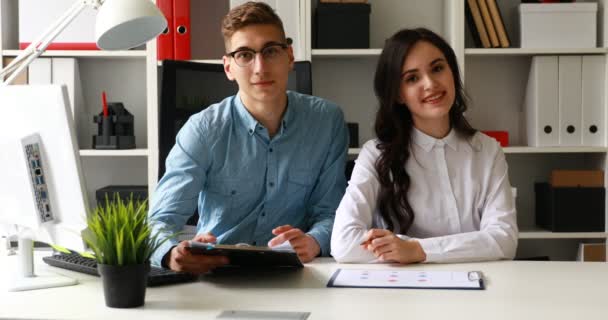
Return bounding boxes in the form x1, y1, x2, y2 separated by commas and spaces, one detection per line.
0, 0, 167, 85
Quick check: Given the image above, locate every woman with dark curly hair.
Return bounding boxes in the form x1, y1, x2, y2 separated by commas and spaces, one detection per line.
331, 28, 518, 264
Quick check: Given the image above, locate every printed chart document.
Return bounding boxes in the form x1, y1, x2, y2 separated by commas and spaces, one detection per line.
327, 269, 484, 290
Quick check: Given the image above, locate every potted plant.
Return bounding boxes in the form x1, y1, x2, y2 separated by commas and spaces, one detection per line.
83, 194, 174, 308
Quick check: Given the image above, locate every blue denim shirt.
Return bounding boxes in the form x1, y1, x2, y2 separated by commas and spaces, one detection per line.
149, 91, 348, 266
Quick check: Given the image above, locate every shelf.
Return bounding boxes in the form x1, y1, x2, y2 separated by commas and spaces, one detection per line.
348, 146, 607, 156
2, 50, 146, 58
312, 48, 608, 57
348, 148, 361, 156
79, 149, 149, 157
311, 49, 382, 58
519, 229, 608, 239
465, 48, 608, 56
158, 59, 223, 66
503, 146, 608, 154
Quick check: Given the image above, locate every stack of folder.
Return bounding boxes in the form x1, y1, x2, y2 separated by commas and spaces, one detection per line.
524, 55, 606, 147
157, 0, 191, 61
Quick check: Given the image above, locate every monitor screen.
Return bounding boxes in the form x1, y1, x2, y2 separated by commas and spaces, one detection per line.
158, 60, 312, 179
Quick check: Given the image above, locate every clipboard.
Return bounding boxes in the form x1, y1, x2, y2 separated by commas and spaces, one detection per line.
188, 241, 303, 268
327, 269, 485, 290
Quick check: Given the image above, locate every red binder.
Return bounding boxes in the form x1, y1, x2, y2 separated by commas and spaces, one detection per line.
173, 0, 191, 60
156, 0, 174, 60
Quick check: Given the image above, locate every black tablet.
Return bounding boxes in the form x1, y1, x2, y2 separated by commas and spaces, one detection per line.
188, 241, 303, 268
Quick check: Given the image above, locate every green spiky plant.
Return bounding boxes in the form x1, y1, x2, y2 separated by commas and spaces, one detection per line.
83, 194, 174, 266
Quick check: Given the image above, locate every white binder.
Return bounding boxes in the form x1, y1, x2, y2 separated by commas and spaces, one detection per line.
558, 56, 582, 146
52, 58, 87, 148
525, 56, 559, 146
581, 55, 606, 146
27, 58, 52, 85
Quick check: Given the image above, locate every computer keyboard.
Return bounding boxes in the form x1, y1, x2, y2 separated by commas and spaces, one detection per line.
42, 251, 198, 287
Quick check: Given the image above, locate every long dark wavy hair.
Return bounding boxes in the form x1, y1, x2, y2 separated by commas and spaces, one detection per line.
373, 28, 476, 234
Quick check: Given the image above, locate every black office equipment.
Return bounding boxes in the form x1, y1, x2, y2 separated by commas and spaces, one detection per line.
315, 3, 371, 49
535, 182, 605, 232
347, 122, 359, 148
159, 60, 313, 180
92, 102, 135, 149
95, 185, 148, 208
43, 251, 198, 287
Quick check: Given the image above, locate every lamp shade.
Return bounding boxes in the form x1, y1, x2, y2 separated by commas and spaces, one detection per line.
95, 0, 167, 50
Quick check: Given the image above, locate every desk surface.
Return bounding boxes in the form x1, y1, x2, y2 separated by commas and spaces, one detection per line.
1, 251, 607, 320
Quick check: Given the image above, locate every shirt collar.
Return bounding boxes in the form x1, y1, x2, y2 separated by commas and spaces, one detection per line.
281, 91, 295, 132
235, 93, 259, 135
235, 92, 294, 136
412, 127, 459, 152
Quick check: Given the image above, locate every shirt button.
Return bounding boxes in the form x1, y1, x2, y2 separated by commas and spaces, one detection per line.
261, 212, 265, 217
248, 129, 253, 134
269, 148, 273, 152
269, 182, 274, 187
261, 204, 265, 209
231, 190, 236, 195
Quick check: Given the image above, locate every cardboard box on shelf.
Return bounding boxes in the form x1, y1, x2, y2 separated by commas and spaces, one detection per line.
550, 170, 604, 188
519, 3, 597, 49
577, 243, 606, 262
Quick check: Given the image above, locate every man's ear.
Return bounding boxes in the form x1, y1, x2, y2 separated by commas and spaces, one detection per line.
287, 45, 295, 71
223, 55, 236, 81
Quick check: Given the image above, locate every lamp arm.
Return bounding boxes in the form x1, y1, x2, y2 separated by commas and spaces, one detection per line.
1, 0, 102, 85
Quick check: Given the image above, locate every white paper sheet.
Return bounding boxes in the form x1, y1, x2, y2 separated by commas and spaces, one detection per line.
327, 269, 484, 290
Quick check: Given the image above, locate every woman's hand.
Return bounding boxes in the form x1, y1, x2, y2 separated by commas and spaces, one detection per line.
361, 229, 426, 264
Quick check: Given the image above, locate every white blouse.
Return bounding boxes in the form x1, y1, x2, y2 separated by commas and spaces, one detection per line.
331, 128, 518, 263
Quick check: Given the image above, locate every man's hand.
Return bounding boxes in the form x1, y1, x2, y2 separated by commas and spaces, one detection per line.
164, 232, 229, 274
361, 229, 426, 264
268, 225, 320, 263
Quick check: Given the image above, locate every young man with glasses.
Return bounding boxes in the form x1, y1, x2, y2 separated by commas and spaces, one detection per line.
149, 1, 348, 274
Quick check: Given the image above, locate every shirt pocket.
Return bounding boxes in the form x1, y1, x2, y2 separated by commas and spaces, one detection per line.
205, 178, 260, 213
286, 169, 314, 208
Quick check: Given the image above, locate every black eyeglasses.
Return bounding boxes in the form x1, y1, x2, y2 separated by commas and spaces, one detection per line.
226, 42, 289, 67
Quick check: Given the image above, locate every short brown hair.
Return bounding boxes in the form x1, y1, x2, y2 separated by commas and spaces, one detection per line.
221, 1, 286, 46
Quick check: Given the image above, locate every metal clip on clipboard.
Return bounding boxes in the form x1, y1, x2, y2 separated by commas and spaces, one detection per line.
468, 271, 484, 284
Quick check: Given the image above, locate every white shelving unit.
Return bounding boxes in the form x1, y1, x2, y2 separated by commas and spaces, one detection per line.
2, 49, 147, 58
465, 48, 608, 56
79, 149, 149, 157
2, 0, 607, 260
518, 229, 608, 240
0, 0, 152, 207
310, 0, 608, 260
311, 48, 382, 57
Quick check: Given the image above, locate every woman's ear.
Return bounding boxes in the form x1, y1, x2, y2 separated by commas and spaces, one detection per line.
397, 92, 405, 105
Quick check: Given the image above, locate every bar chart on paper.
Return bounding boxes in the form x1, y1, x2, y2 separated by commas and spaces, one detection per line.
327, 269, 484, 290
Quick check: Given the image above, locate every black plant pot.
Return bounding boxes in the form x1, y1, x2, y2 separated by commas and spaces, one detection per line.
97, 262, 150, 308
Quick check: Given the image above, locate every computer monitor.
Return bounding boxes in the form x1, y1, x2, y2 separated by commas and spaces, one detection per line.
158, 60, 312, 180
0, 85, 89, 291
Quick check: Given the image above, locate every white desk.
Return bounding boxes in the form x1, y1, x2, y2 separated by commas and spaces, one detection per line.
1, 250, 607, 319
